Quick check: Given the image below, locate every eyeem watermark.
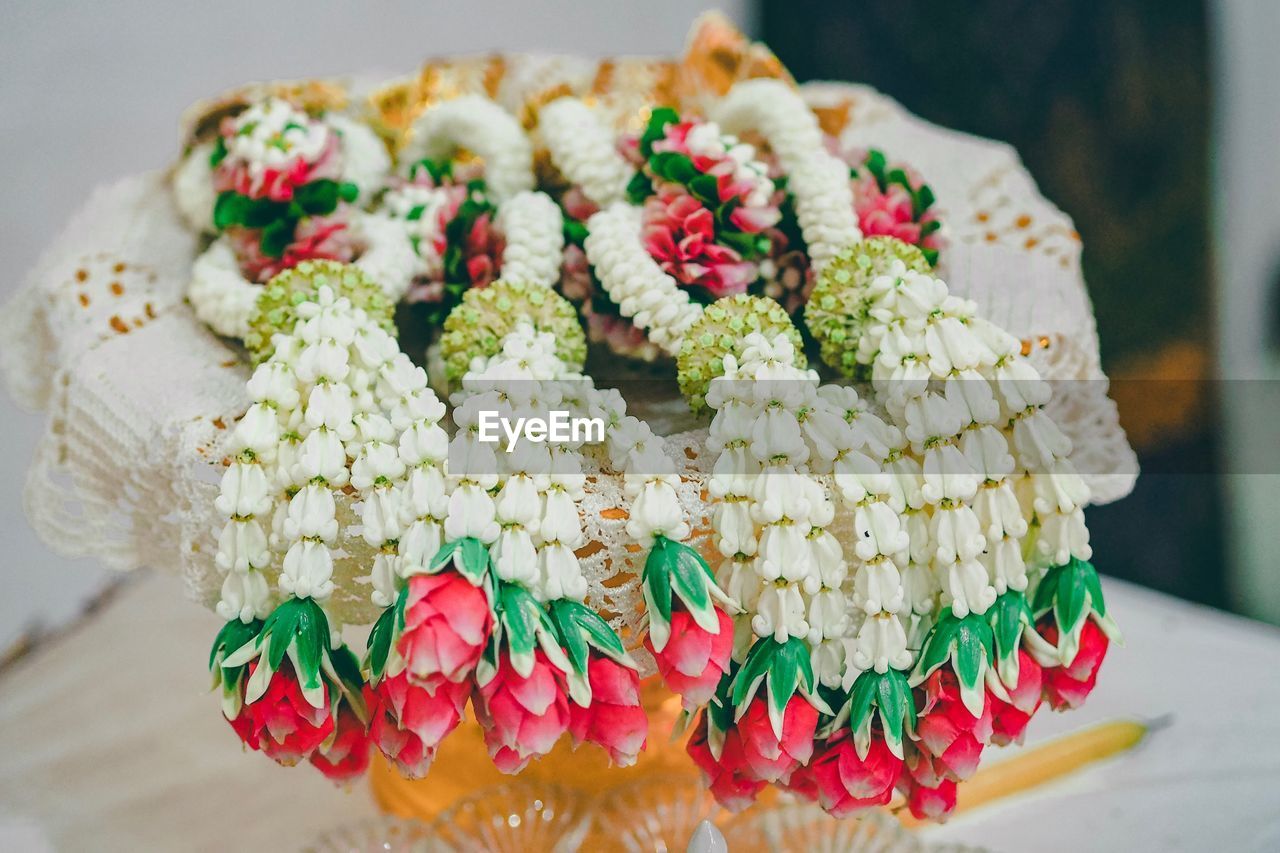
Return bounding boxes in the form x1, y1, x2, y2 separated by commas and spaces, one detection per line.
477, 410, 605, 452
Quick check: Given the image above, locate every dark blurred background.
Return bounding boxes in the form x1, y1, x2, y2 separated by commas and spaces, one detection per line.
762, 0, 1227, 609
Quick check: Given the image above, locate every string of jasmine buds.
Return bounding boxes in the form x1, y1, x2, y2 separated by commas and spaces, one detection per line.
705, 334, 850, 673
400, 94, 535, 203
712, 79, 861, 272
583, 202, 703, 354
540, 97, 635, 207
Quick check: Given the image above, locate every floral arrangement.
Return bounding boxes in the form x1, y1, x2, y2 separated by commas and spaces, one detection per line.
165, 25, 1122, 829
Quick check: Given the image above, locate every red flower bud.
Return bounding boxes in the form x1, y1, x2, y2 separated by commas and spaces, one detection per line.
914, 669, 992, 781
686, 714, 766, 813
646, 607, 733, 711
567, 655, 648, 767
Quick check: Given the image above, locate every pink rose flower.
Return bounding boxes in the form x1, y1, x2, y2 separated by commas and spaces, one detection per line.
473, 651, 571, 774
809, 731, 902, 818
645, 607, 734, 711
230, 215, 355, 283
900, 745, 958, 821
1039, 618, 1110, 711
914, 669, 993, 782
642, 188, 757, 298
396, 571, 493, 691
567, 655, 648, 767
368, 671, 469, 779
232, 660, 334, 766
214, 125, 340, 202
309, 695, 372, 784
686, 714, 766, 812
736, 694, 819, 783
989, 648, 1044, 745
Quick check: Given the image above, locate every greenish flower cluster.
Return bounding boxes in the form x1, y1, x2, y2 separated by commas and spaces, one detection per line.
245, 261, 396, 361
439, 279, 586, 384
804, 237, 929, 377
677, 294, 804, 413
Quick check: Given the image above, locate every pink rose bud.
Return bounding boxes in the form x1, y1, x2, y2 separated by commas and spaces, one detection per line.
474, 651, 570, 774
686, 714, 766, 813
736, 694, 819, 783
310, 696, 372, 784
646, 607, 733, 711
567, 655, 648, 767
1039, 618, 1110, 711
233, 660, 334, 766
809, 730, 902, 818
990, 649, 1044, 746
369, 672, 469, 779
397, 571, 493, 690
914, 668, 993, 782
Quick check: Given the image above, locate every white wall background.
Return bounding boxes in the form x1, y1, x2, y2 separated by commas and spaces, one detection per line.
0, 0, 747, 653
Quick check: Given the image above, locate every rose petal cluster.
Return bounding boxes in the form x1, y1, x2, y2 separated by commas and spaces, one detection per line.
645, 607, 734, 711
807, 731, 902, 817
309, 697, 373, 784
369, 671, 469, 779
989, 648, 1044, 745
567, 655, 648, 767
473, 651, 571, 774
642, 188, 758, 298
227, 661, 334, 767
914, 668, 992, 782
396, 571, 493, 689
685, 715, 766, 812
1039, 618, 1110, 710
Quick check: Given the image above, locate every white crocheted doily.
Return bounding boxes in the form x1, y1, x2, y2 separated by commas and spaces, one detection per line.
0, 63, 1136, 671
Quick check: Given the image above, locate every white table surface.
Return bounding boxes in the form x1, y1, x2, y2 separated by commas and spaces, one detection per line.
0, 572, 1276, 853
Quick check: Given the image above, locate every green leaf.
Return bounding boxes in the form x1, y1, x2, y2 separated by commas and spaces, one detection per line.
730, 637, 775, 710
643, 539, 675, 624
365, 594, 402, 680
864, 149, 888, 191
339, 182, 359, 203
213, 191, 251, 231
686, 171, 719, 204
625, 171, 653, 204
259, 219, 296, 259
294, 179, 342, 216
988, 590, 1032, 665
914, 184, 936, 218
209, 136, 228, 168
876, 670, 914, 749
648, 152, 693, 185
209, 618, 262, 673
428, 539, 462, 573
765, 638, 807, 718
499, 583, 539, 658
639, 107, 679, 157
563, 218, 589, 247
548, 601, 587, 672
1081, 560, 1107, 617
458, 537, 492, 585
668, 542, 712, 616
1054, 564, 1088, 637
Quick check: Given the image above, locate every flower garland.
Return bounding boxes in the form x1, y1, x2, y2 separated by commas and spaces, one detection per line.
539, 96, 634, 208
583, 203, 703, 355
399, 95, 535, 204
712, 79, 861, 274
182, 70, 1123, 825
183, 97, 397, 338
212, 265, 402, 783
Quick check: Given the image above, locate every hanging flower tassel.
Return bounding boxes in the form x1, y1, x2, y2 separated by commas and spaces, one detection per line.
363, 538, 495, 775
552, 599, 647, 767
474, 582, 574, 774
809, 668, 915, 817
1032, 557, 1120, 710
219, 597, 365, 769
